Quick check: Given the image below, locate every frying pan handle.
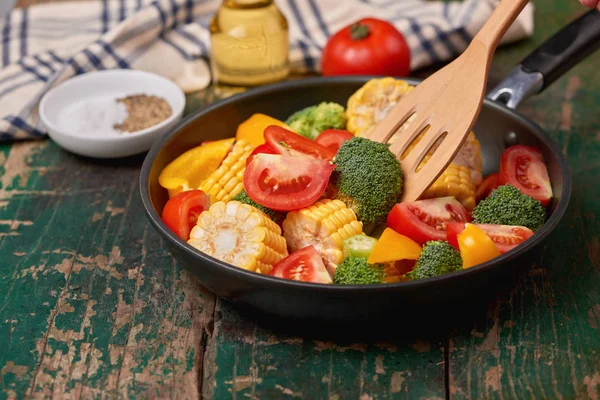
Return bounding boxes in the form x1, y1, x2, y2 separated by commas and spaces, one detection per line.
487, 9, 600, 109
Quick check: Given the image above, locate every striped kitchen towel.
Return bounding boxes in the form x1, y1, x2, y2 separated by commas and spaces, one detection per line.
0, 0, 534, 142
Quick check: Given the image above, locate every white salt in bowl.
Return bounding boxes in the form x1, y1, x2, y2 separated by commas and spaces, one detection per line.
39, 69, 186, 159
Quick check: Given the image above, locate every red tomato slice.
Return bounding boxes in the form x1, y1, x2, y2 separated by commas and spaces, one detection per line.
246, 143, 277, 166
314, 129, 354, 154
386, 197, 471, 245
498, 145, 553, 207
243, 153, 335, 211
270, 245, 332, 283
161, 189, 210, 241
446, 222, 534, 254
264, 125, 336, 161
476, 173, 500, 203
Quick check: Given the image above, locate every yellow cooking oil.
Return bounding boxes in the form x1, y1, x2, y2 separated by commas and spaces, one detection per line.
209, 0, 290, 87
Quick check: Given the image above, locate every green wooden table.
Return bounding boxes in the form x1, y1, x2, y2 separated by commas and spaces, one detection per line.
2, 1, 599, 399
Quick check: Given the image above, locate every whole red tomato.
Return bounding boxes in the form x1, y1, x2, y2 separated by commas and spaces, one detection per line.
321, 18, 411, 77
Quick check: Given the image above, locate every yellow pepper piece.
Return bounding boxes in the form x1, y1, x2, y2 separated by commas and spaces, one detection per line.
457, 223, 501, 269
158, 138, 235, 198
235, 113, 291, 147
367, 228, 422, 264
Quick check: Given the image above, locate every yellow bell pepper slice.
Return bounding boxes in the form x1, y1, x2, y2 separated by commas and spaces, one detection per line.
457, 223, 501, 269
367, 228, 422, 264
158, 138, 235, 198
236, 113, 291, 147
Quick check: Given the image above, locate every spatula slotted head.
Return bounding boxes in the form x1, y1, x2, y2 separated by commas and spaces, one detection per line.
366, 41, 491, 203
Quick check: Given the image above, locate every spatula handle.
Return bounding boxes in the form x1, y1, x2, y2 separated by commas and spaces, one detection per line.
473, 0, 530, 51
488, 9, 600, 109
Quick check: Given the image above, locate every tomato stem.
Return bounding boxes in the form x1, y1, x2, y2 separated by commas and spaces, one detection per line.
349, 22, 370, 40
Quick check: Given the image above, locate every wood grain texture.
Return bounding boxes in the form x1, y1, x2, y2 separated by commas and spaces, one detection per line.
2, 0, 600, 399
202, 300, 446, 400
0, 142, 209, 398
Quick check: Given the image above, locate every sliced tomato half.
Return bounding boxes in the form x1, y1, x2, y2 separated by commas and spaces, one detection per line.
244, 153, 335, 211
386, 197, 471, 245
270, 245, 332, 283
446, 222, 534, 254
161, 189, 210, 241
264, 125, 337, 161
246, 143, 277, 166
499, 145, 553, 207
315, 129, 354, 154
476, 173, 500, 202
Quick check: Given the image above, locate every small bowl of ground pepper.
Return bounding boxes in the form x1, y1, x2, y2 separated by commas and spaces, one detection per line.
39, 69, 186, 159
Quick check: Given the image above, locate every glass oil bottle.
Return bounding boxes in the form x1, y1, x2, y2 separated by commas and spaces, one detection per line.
209, 0, 290, 88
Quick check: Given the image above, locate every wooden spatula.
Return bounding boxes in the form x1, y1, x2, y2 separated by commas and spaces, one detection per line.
366, 0, 530, 203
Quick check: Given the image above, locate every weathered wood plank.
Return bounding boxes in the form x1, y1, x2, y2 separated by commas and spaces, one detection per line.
447, 4, 600, 399
202, 300, 446, 400
0, 141, 208, 399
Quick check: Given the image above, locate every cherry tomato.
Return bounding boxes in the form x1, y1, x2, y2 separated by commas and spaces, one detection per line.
498, 145, 553, 207
386, 197, 471, 245
264, 125, 336, 161
321, 18, 411, 77
382, 259, 416, 283
315, 129, 354, 154
246, 143, 277, 166
243, 153, 335, 211
446, 222, 534, 254
270, 245, 332, 284
456, 223, 501, 269
161, 189, 210, 242
476, 173, 500, 202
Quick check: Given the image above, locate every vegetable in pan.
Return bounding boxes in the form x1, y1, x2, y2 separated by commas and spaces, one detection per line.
285, 102, 347, 140
331, 137, 404, 229
232, 189, 285, 224
333, 257, 385, 285
471, 184, 547, 232
157, 77, 554, 285
406, 241, 462, 280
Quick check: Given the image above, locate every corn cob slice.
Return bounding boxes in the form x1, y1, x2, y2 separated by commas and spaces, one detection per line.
399, 128, 483, 186
282, 199, 363, 275
416, 154, 477, 211
346, 77, 414, 137
188, 201, 288, 275
345, 77, 483, 186
199, 139, 254, 202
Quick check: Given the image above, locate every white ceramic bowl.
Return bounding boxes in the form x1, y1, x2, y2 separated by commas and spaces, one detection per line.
39, 69, 186, 159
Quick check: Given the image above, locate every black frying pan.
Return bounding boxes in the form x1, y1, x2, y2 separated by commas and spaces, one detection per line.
140, 11, 600, 324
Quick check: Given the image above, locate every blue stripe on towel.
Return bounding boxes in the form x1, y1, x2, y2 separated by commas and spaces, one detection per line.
47, 50, 65, 64
97, 41, 130, 69
20, 9, 28, 59
82, 48, 106, 70
5, 115, 46, 137
185, 0, 194, 23
2, 13, 11, 67
68, 57, 86, 75
174, 28, 208, 56
307, 0, 329, 38
18, 60, 48, 81
287, 0, 321, 49
33, 55, 56, 73
101, 0, 110, 33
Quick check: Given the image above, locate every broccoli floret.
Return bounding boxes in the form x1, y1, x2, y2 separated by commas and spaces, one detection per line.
232, 190, 285, 224
285, 102, 347, 140
333, 257, 385, 285
407, 240, 462, 280
472, 184, 546, 231
332, 137, 404, 227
